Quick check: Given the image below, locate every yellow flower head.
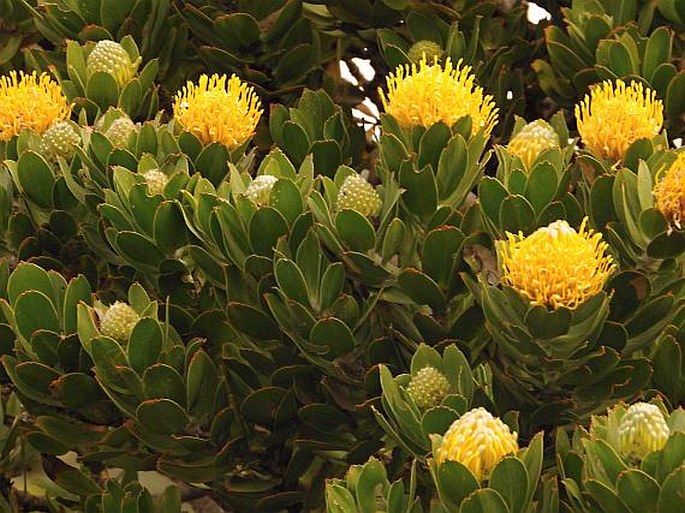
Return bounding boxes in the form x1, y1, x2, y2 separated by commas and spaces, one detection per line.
379, 57, 498, 136
499, 218, 615, 310
575, 80, 663, 162
173, 73, 263, 150
618, 402, 670, 461
436, 407, 518, 481
653, 152, 685, 229
507, 119, 560, 170
0, 71, 71, 141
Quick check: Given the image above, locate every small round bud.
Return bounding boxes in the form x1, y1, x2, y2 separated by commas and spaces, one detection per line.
337, 174, 382, 218
105, 116, 136, 148
618, 402, 670, 461
507, 119, 559, 170
86, 40, 139, 88
437, 407, 519, 481
143, 170, 168, 196
100, 301, 139, 344
406, 366, 450, 408
245, 175, 278, 206
407, 40, 443, 64
39, 120, 81, 162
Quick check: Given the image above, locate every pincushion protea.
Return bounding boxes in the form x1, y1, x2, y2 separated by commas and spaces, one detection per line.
499, 218, 615, 310
379, 57, 498, 137
173, 73, 263, 150
575, 79, 663, 163
436, 407, 519, 481
0, 71, 71, 141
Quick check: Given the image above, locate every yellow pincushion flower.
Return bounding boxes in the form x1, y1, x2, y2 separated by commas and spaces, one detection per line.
436, 407, 518, 481
173, 73, 263, 150
0, 71, 71, 141
379, 57, 498, 136
507, 119, 560, 170
653, 151, 685, 229
575, 80, 663, 162
618, 402, 670, 460
499, 218, 615, 310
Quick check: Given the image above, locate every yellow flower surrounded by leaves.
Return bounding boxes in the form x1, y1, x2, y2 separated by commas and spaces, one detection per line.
173, 73, 263, 150
436, 408, 518, 481
379, 57, 498, 136
654, 152, 685, 229
507, 119, 559, 170
499, 218, 615, 310
575, 80, 663, 162
0, 71, 71, 141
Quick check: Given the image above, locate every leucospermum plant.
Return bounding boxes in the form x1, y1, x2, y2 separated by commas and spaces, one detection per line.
1, 2, 685, 512
557, 399, 685, 513
377, 57, 498, 217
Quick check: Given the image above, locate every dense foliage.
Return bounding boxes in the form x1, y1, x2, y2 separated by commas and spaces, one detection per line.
1, 1, 684, 512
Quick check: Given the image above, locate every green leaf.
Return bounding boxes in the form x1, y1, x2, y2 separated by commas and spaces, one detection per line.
14, 291, 60, 341
489, 458, 529, 513
127, 318, 163, 375
398, 269, 446, 310
459, 489, 510, 513
86, 71, 120, 111
585, 479, 631, 513
271, 178, 304, 224
436, 461, 478, 509
657, 464, 685, 513
17, 151, 54, 209
275, 259, 310, 306
499, 195, 536, 235
616, 469, 660, 513
525, 162, 558, 214
335, 210, 376, 252
143, 364, 185, 406
249, 207, 289, 256
196, 143, 229, 186
310, 317, 355, 357
137, 399, 189, 434
8, 262, 56, 308
399, 162, 438, 220
228, 302, 280, 340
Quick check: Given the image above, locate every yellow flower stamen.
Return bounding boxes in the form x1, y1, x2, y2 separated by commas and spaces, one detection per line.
653, 152, 685, 230
379, 57, 498, 136
436, 407, 518, 481
0, 71, 71, 141
173, 73, 263, 150
575, 80, 663, 162
499, 218, 616, 310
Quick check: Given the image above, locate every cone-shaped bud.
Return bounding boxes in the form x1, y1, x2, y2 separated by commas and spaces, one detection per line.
499, 218, 615, 310
379, 57, 498, 136
337, 174, 382, 218
100, 301, 139, 343
105, 116, 136, 148
618, 402, 670, 460
654, 151, 685, 230
40, 120, 81, 162
143, 170, 168, 196
245, 175, 278, 206
86, 40, 139, 88
0, 71, 71, 141
406, 366, 450, 408
507, 119, 559, 170
575, 80, 663, 162
407, 40, 443, 64
436, 407, 518, 480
